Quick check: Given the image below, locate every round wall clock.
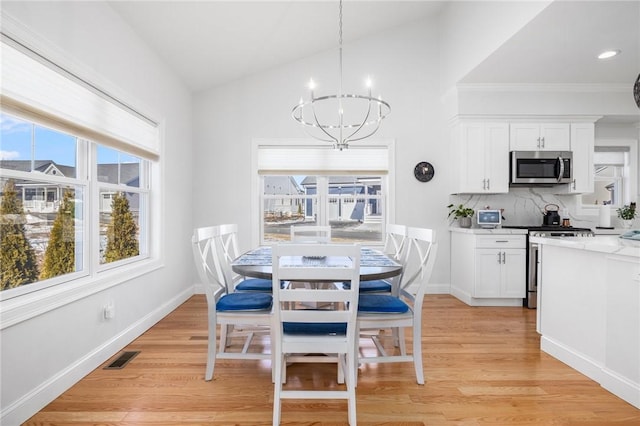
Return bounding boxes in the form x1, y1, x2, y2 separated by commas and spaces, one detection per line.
634, 73, 640, 109
414, 161, 435, 182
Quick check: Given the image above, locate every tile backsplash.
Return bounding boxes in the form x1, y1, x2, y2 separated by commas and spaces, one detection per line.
449, 187, 627, 229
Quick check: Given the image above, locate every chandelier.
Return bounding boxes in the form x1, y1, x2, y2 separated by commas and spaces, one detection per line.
291, 0, 391, 150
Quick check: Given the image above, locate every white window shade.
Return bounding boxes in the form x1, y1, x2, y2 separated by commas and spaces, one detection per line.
0, 39, 159, 159
257, 145, 389, 174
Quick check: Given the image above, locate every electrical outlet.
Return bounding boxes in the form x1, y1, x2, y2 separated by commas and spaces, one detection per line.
103, 303, 115, 320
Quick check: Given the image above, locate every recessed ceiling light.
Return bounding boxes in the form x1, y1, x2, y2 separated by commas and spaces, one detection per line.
598, 49, 621, 59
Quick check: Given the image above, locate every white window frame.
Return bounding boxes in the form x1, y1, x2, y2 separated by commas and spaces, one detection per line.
251, 138, 396, 248
0, 26, 163, 328
578, 138, 638, 215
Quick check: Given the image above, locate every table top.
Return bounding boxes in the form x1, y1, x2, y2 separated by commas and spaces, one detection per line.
231, 246, 403, 281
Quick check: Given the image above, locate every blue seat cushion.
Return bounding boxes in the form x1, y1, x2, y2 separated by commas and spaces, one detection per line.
283, 322, 347, 336
343, 279, 392, 292
235, 278, 273, 292
216, 292, 272, 312
358, 294, 409, 314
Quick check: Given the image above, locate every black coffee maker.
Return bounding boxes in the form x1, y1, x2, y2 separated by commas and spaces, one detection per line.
542, 204, 561, 226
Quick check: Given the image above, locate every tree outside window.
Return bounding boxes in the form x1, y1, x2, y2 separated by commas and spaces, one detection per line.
0, 179, 39, 290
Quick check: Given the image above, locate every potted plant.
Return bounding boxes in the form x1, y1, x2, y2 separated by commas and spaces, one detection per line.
447, 203, 474, 228
616, 203, 637, 228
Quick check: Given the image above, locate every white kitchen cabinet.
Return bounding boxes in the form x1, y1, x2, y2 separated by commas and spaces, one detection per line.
534, 236, 640, 409
476, 248, 526, 298
562, 123, 594, 194
474, 236, 526, 298
510, 122, 570, 151
450, 231, 526, 306
450, 121, 509, 194
604, 255, 640, 405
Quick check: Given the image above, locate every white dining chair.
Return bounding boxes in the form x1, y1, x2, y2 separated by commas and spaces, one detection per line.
346, 223, 407, 294
271, 243, 360, 426
191, 226, 273, 381
356, 226, 437, 385
290, 225, 332, 243
217, 223, 273, 293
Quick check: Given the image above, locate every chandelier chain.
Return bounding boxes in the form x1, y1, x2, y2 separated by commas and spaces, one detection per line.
338, 0, 343, 47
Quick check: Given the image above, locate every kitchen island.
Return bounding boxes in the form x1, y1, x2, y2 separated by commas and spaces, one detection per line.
531, 233, 640, 409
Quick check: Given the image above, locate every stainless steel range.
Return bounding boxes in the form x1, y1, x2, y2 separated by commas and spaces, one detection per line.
502, 226, 594, 308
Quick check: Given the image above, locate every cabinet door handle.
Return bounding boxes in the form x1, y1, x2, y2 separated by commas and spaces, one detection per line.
482, 179, 486, 190
487, 178, 490, 190
502, 252, 506, 263
537, 136, 541, 148
497, 252, 502, 264
495, 240, 509, 243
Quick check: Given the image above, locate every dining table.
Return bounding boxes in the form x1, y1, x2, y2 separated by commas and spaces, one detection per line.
231, 246, 403, 282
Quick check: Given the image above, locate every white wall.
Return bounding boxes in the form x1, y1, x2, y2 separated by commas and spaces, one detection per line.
193, 17, 454, 288
438, 0, 551, 91
0, 2, 194, 424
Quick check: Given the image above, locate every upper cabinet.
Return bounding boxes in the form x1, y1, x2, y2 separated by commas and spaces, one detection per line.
559, 122, 595, 194
510, 123, 570, 151
450, 121, 509, 194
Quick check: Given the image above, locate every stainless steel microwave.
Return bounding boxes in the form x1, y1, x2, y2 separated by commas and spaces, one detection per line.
510, 151, 572, 185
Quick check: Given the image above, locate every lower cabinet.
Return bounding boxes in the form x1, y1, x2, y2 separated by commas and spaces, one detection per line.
475, 248, 526, 298
450, 231, 526, 306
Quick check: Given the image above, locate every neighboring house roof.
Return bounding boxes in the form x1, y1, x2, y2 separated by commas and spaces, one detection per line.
264, 175, 303, 195
0, 160, 76, 178
97, 163, 140, 187
1, 160, 140, 187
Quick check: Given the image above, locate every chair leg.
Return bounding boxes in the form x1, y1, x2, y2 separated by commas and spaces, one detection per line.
205, 315, 217, 381
345, 354, 357, 426
397, 326, 407, 356
413, 320, 424, 385
354, 324, 361, 388
273, 354, 284, 425
219, 324, 229, 354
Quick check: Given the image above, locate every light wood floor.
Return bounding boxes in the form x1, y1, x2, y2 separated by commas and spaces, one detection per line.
26, 294, 640, 425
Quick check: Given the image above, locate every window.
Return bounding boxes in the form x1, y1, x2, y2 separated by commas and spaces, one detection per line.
0, 112, 151, 298
0, 35, 159, 303
261, 175, 385, 244
255, 139, 394, 246
581, 141, 637, 209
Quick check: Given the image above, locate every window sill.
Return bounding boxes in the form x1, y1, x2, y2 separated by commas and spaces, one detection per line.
0, 258, 163, 330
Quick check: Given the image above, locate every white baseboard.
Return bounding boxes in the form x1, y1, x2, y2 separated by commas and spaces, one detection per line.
2, 287, 194, 426
541, 336, 604, 384
601, 368, 640, 409
541, 336, 640, 409
450, 286, 523, 306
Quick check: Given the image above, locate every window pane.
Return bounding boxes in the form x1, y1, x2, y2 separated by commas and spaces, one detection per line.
0, 113, 31, 167
327, 176, 382, 243
97, 145, 141, 187
99, 190, 141, 264
582, 164, 624, 207
261, 174, 384, 244
1, 178, 84, 291
34, 125, 77, 178
0, 113, 77, 178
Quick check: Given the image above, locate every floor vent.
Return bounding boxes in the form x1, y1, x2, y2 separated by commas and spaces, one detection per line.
104, 351, 140, 370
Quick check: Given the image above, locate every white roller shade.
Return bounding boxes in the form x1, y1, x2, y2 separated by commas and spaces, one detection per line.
1, 37, 159, 159
257, 144, 389, 174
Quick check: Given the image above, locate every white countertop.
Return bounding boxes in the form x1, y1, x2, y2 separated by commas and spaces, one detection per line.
449, 227, 528, 235
530, 234, 640, 258
592, 227, 629, 235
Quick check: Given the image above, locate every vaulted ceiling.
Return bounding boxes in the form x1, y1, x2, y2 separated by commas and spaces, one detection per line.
109, 1, 639, 95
